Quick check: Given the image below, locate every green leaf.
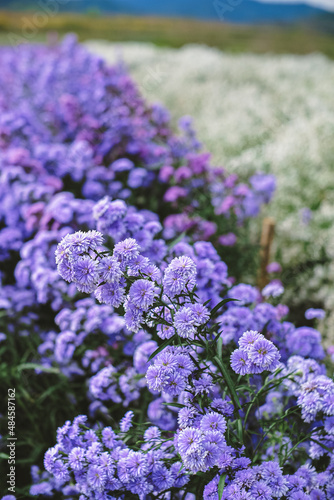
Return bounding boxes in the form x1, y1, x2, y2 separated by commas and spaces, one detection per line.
0, 452, 9, 459
168, 232, 186, 249
310, 438, 333, 454
17, 363, 60, 374
150, 316, 173, 327
211, 298, 239, 317
217, 336, 223, 359
162, 402, 185, 408
147, 335, 177, 362
218, 474, 226, 500
214, 356, 242, 411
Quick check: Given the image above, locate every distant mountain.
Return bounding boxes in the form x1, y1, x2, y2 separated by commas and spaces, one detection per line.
1, 0, 333, 25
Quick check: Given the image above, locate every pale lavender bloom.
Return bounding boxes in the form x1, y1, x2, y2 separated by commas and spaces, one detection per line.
124, 301, 144, 332
87, 464, 107, 491
101, 427, 117, 449
178, 427, 203, 455
146, 365, 164, 392
230, 349, 250, 375
238, 330, 262, 351
262, 280, 284, 298
218, 232, 237, 247
98, 257, 122, 283
175, 353, 195, 376
128, 279, 158, 311
249, 338, 280, 371
305, 308, 326, 320
120, 410, 134, 432
164, 371, 187, 396
111, 158, 134, 172
163, 256, 197, 297
95, 282, 125, 308
72, 257, 99, 293
189, 303, 210, 325
200, 412, 227, 433
68, 447, 86, 471
113, 238, 140, 264
151, 465, 174, 491
266, 262, 282, 274
174, 306, 197, 339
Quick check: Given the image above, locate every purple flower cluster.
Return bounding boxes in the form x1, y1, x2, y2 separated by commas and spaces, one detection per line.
163, 255, 197, 298
0, 36, 275, 287
204, 460, 334, 499
175, 412, 228, 473
230, 330, 281, 375
39, 415, 190, 499
281, 356, 334, 424
93, 196, 167, 264
217, 292, 325, 362
146, 346, 195, 396
173, 303, 210, 339
2, 36, 334, 500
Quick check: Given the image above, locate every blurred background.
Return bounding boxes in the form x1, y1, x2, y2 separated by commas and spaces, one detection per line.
0, 0, 334, 56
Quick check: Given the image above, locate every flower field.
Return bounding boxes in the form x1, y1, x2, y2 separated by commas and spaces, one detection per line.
0, 36, 334, 499
85, 40, 334, 330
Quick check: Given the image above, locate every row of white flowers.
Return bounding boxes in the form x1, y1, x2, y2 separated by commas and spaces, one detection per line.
86, 40, 334, 336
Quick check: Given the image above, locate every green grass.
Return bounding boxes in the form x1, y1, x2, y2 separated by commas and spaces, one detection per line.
0, 10, 334, 58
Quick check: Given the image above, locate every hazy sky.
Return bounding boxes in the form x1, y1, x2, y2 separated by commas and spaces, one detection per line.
258, 0, 334, 11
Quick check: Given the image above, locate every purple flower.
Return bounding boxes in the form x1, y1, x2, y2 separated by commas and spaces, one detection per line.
175, 353, 195, 376
72, 257, 99, 293
87, 464, 107, 491
218, 233, 237, 247
98, 257, 122, 283
163, 256, 197, 297
266, 262, 282, 274
68, 447, 86, 471
113, 238, 140, 265
134, 340, 158, 374
189, 303, 210, 325
230, 349, 250, 375
120, 410, 134, 432
238, 330, 262, 351
204, 475, 220, 500
152, 465, 174, 490
233, 331, 280, 373
128, 279, 158, 311
126, 450, 148, 478
174, 306, 197, 339
111, 158, 134, 172
155, 350, 179, 371
101, 427, 117, 449
157, 321, 176, 340
178, 427, 203, 455
227, 284, 259, 306
305, 308, 326, 320
200, 412, 227, 433
250, 173, 276, 203
164, 186, 187, 202
95, 282, 125, 308
250, 480, 273, 499
248, 338, 280, 370
262, 280, 284, 298
146, 365, 164, 392
164, 371, 187, 396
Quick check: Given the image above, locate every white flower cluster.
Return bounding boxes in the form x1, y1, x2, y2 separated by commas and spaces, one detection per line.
86, 41, 334, 336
